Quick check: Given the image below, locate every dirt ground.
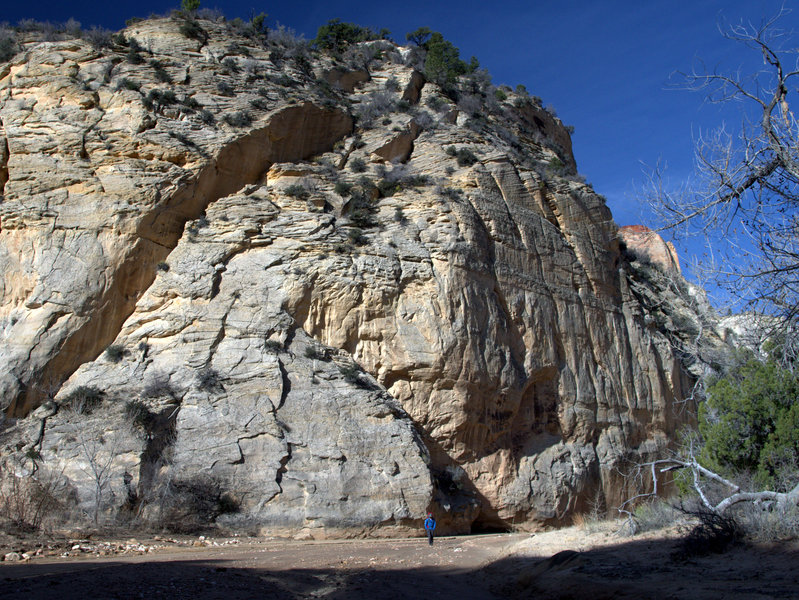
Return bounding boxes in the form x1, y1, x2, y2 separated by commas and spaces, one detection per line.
1, 522, 797, 600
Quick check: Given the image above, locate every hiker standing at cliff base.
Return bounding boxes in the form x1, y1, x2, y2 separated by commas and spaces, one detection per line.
424, 512, 436, 545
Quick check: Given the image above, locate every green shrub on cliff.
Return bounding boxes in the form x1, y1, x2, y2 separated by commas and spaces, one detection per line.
105, 344, 127, 363
0, 29, 18, 62
423, 32, 474, 89
150, 60, 172, 83
179, 18, 207, 42
222, 111, 251, 127
181, 0, 201, 13
314, 19, 381, 53
445, 146, 478, 167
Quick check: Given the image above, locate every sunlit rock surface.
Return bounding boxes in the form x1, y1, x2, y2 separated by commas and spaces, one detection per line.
0, 17, 723, 535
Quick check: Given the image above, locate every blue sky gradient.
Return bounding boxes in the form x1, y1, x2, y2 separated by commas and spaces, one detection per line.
3, 0, 796, 299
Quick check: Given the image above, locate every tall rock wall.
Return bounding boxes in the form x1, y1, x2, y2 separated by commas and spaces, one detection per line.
0, 17, 718, 535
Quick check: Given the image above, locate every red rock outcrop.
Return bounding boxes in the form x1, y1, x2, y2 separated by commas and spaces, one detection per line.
619, 225, 681, 273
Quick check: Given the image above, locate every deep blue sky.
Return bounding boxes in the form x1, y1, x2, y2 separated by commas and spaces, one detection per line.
3, 0, 796, 297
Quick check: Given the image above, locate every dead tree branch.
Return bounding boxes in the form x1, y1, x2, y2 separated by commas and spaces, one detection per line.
627, 455, 799, 516
646, 7, 799, 328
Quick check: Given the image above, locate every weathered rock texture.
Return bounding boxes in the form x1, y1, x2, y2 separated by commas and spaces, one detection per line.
619, 225, 681, 274
0, 17, 724, 535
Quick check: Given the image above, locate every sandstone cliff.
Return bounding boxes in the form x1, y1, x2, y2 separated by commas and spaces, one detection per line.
619, 225, 681, 274
0, 16, 725, 535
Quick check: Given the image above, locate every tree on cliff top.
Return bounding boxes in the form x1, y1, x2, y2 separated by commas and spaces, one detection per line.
406, 26, 432, 47
314, 19, 385, 53
423, 32, 478, 90
647, 8, 799, 338
181, 0, 200, 13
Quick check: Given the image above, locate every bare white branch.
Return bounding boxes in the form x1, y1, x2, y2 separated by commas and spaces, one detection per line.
646, 8, 799, 329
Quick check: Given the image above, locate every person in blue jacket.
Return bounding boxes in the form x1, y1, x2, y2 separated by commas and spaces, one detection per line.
424, 512, 436, 545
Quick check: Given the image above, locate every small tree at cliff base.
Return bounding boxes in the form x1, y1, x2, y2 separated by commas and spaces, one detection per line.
700, 355, 799, 491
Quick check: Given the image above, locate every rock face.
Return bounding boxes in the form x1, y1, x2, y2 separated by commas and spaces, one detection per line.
0, 17, 718, 535
619, 225, 681, 274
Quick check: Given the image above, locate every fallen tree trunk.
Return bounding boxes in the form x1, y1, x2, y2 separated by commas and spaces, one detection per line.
621, 455, 799, 516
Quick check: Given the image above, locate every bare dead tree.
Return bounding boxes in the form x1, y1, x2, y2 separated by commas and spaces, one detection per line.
626, 11, 799, 532
62, 412, 130, 525
618, 431, 799, 536
0, 460, 63, 530
630, 457, 799, 513
646, 7, 799, 333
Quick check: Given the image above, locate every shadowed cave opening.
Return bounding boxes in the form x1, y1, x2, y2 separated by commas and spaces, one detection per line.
470, 520, 512, 534
469, 496, 512, 534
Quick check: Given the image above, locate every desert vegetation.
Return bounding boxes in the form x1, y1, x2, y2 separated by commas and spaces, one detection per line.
628, 7, 799, 542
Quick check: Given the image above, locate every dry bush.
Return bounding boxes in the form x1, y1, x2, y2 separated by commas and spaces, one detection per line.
731, 503, 799, 542
268, 24, 307, 51
574, 489, 611, 534
571, 513, 606, 535
62, 385, 104, 415
413, 110, 436, 131
142, 372, 176, 399
196, 367, 223, 392
675, 509, 740, 559
633, 499, 682, 533
152, 475, 239, 534
356, 91, 395, 128
0, 463, 65, 531
457, 93, 482, 116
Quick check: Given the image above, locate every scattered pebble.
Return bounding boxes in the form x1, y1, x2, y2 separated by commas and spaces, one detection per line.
0, 534, 247, 562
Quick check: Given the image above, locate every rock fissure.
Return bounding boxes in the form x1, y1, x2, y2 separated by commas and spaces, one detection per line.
275, 442, 292, 493
206, 313, 227, 364
0, 117, 8, 199
276, 357, 290, 411
231, 439, 246, 465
